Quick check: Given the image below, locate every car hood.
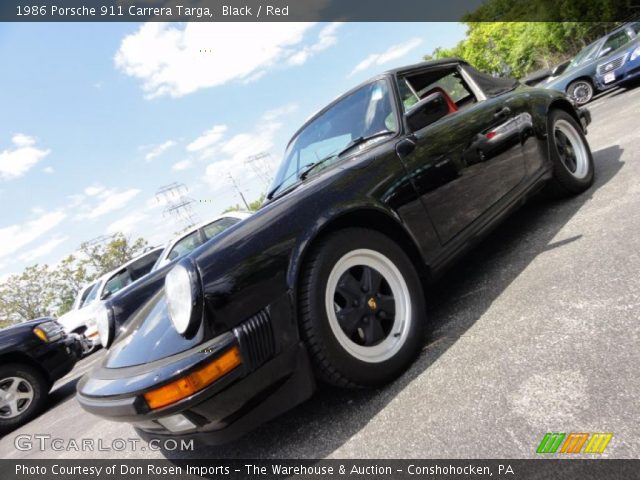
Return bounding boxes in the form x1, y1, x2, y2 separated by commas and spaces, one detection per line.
0, 317, 54, 334
104, 289, 204, 368
57, 307, 93, 333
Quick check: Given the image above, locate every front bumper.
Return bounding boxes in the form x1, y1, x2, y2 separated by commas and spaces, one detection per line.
596, 53, 640, 90
77, 311, 316, 445
577, 107, 591, 134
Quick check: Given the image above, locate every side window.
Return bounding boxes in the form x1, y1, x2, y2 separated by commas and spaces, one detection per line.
103, 270, 132, 298
167, 231, 202, 261
602, 30, 632, 54
202, 217, 240, 240
629, 22, 640, 36
400, 67, 478, 114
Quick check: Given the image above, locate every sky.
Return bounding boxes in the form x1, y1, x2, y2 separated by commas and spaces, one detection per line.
0, 22, 466, 281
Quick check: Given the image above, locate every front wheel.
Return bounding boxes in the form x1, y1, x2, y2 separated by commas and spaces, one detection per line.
0, 364, 49, 433
299, 228, 426, 387
567, 80, 594, 105
547, 109, 595, 196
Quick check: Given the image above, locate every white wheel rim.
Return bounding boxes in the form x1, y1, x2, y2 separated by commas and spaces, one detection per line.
554, 119, 589, 180
0, 376, 34, 419
571, 82, 592, 104
324, 249, 412, 363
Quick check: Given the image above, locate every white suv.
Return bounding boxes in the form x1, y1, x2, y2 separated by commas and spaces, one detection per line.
57, 247, 163, 355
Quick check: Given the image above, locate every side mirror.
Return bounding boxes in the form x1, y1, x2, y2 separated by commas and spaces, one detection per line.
551, 60, 570, 76
599, 47, 612, 58
405, 91, 451, 132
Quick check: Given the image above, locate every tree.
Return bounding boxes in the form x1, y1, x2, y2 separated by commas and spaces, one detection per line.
0, 232, 150, 326
223, 193, 265, 214
427, 19, 621, 78
0, 265, 57, 324
50, 254, 93, 316
79, 233, 148, 276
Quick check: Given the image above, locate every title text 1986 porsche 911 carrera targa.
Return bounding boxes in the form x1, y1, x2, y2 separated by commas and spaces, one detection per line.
77, 59, 593, 444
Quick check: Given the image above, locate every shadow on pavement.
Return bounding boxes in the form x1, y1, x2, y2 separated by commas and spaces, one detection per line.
158, 144, 623, 462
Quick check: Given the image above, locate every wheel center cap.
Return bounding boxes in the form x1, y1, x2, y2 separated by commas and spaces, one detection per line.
367, 297, 377, 310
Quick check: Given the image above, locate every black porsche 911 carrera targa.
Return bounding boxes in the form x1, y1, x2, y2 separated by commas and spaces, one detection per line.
78, 59, 593, 444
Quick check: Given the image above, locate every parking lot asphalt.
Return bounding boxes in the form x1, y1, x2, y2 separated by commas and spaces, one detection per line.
1, 84, 639, 460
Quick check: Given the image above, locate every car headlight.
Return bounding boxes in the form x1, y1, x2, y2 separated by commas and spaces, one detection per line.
96, 304, 115, 348
33, 326, 51, 342
33, 321, 63, 343
165, 260, 202, 336
631, 46, 640, 62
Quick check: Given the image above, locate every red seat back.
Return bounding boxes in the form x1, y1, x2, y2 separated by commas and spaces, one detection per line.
422, 87, 458, 113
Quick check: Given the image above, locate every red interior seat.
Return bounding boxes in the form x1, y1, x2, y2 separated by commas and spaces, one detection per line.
422, 87, 458, 113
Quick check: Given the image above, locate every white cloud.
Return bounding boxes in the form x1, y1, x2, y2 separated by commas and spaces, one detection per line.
348, 38, 424, 78
287, 22, 342, 66
145, 140, 176, 161
77, 187, 141, 220
172, 159, 193, 171
106, 211, 149, 235
186, 125, 227, 153
12, 134, 36, 147
43, 166, 55, 174
18, 235, 69, 263
0, 134, 51, 181
84, 185, 106, 196
0, 210, 66, 260
115, 22, 339, 98
203, 107, 287, 192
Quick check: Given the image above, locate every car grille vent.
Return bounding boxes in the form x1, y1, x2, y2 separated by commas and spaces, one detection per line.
234, 309, 275, 371
598, 54, 626, 75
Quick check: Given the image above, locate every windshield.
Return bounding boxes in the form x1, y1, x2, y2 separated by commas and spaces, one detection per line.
268, 79, 397, 197
569, 41, 600, 68
79, 282, 100, 308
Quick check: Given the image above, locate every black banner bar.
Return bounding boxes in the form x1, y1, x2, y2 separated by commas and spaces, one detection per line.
1, 459, 639, 480
0, 0, 637, 22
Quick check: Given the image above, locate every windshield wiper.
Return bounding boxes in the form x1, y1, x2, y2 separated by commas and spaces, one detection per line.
298, 154, 338, 180
336, 130, 394, 158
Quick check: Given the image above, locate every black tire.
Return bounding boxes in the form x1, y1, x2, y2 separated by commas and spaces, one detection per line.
299, 228, 427, 388
0, 364, 49, 433
567, 79, 594, 105
546, 109, 595, 197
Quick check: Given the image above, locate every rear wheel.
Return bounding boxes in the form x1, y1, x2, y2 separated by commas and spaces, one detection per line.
567, 79, 594, 105
299, 228, 426, 387
0, 364, 49, 433
547, 110, 594, 196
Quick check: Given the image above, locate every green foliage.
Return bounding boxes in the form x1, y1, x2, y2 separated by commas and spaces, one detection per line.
0, 264, 56, 324
0, 233, 149, 325
79, 233, 147, 275
222, 193, 265, 213
428, 19, 623, 77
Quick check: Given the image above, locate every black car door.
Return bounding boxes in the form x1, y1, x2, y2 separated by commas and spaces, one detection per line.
396, 67, 527, 244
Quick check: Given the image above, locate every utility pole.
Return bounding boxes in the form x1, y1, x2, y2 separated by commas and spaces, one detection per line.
227, 173, 250, 210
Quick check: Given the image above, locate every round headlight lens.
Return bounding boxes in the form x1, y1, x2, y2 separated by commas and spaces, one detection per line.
165, 264, 195, 335
96, 305, 112, 347
631, 46, 640, 62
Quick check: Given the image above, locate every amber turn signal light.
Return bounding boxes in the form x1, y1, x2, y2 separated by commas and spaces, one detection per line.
143, 345, 241, 410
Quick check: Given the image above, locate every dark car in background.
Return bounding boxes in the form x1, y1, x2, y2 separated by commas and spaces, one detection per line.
545, 22, 640, 104
78, 59, 593, 445
595, 37, 640, 90
0, 318, 81, 432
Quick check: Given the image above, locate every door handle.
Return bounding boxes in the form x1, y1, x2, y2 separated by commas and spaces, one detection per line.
494, 106, 511, 119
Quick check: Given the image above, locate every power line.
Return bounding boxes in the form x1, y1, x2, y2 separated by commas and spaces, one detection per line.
155, 182, 199, 229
